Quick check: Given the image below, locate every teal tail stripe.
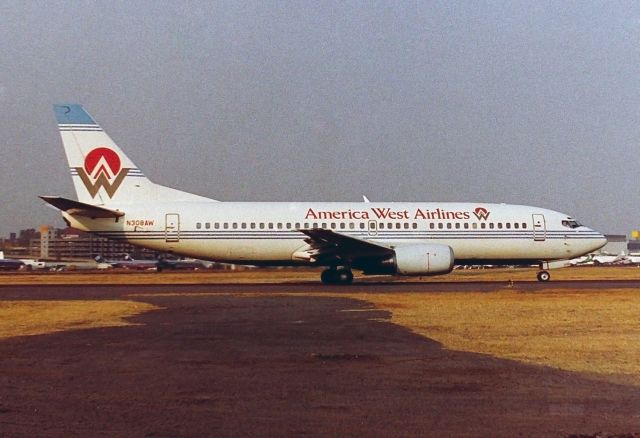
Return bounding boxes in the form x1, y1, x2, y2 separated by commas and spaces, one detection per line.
54, 104, 96, 125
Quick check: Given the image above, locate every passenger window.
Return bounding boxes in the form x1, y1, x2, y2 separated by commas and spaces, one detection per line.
359, 223, 365, 229
380, 223, 385, 229
430, 223, 435, 229
497, 223, 502, 229
446, 223, 452, 229
331, 223, 336, 229
241, 223, 247, 229
232, 223, 238, 229
514, 223, 519, 229
313, 223, 318, 228
250, 223, 256, 229
505, 223, 510, 229
481, 223, 486, 229
455, 223, 460, 229
472, 223, 478, 229
489, 223, 494, 229
321, 223, 327, 229
340, 223, 346, 229
464, 223, 469, 229
214, 223, 220, 229
404, 223, 409, 229
522, 223, 527, 229
277, 223, 282, 229
350, 223, 355, 229
205, 222, 211, 229
387, 223, 393, 229
196, 222, 202, 229
286, 223, 291, 229
268, 223, 274, 229
223, 223, 229, 229
295, 223, 300, 229
259, 223, 265, 229
412, 223, 417, 229
438, 223, 443, 229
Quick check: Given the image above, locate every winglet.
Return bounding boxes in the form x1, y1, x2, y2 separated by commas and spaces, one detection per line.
39, 196, 125, 218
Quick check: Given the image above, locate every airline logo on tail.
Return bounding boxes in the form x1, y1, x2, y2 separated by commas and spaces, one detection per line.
74, 147, 130, 198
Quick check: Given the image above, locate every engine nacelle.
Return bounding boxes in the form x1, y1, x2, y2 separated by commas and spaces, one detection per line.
359, 243, 455, 276
393, 243, 454, 275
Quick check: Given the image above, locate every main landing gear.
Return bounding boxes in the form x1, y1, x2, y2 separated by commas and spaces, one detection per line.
321, 266, 354, 285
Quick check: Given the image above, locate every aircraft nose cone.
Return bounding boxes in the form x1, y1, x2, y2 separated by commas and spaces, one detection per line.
591, 232, 607, 252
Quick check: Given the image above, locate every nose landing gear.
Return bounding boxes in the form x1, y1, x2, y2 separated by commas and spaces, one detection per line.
320, 266, 354, 284
536, 270, 550, 282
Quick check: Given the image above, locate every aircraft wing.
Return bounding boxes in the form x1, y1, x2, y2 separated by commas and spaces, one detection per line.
39, 196, 125, 219
297, 228, 393, 263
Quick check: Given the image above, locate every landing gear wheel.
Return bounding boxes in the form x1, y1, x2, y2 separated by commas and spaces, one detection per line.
336, 267, 353, 284
320, 267, 354, 285
321, 269, 336, 284
537, 270, 550, 282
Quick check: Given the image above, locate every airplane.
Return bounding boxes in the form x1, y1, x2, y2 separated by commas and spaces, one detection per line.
568, 252, 634, 266
40, 104, 607, 284
159, 257, 214, 270
95, 254, 159, 270
96, 254, 212, 271
20, 259, 47, 270
0, 251, 24, 271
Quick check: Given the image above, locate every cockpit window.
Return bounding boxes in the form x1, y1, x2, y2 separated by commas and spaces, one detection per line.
561, 219, 582, 229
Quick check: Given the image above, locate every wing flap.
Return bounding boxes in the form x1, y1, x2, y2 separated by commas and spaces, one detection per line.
298, 228, 393, 262
39, 196, 125, 218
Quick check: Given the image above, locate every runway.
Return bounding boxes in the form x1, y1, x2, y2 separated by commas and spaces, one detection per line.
0, 280, 638, 437
1, 278, 639, 300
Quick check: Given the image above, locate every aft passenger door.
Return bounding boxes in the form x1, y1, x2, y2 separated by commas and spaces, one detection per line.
532, 214, 546, 241
165, 213, 180, 243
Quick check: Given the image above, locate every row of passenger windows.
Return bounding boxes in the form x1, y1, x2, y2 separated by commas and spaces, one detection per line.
196, 222, 365, 230
194, 221, 528, 230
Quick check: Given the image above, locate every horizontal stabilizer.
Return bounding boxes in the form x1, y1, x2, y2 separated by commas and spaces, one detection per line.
39, 196, 125, 218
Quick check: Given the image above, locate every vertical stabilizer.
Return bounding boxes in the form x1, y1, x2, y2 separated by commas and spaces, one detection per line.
54, 104, 211, 205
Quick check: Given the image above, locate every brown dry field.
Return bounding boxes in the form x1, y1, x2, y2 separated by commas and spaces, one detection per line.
347, 289, 640, 386
1, 266, 639, 388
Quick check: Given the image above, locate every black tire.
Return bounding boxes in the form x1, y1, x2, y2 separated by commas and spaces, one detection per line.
537, 270, 550, 282
336, 267, 354, 284
321, 269, 336, 284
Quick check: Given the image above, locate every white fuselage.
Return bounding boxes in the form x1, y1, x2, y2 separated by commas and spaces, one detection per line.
64, 201, 606, 267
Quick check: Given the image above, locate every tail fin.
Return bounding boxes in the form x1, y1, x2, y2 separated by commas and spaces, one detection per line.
54, 104, 212, 205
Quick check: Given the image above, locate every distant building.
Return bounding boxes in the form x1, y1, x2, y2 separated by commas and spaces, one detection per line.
628, 231, 640, 254
600, 234, 627, 255
32, 226, 159, 260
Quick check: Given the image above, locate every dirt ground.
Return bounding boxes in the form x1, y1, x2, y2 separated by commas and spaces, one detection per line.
0, 272, 638, 437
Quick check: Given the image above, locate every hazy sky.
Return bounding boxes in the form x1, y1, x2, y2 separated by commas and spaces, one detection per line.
1, 1, 639, 236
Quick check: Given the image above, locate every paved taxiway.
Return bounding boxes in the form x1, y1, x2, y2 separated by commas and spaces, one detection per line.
1, 279, 640, 299
0, 281, 639, 437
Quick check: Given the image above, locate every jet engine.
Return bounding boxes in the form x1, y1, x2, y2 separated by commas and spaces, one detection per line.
358, 244, 455, 276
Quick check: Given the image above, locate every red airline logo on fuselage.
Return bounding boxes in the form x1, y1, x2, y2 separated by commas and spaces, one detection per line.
75, 147, 130, 198
473, 207, 490, 220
